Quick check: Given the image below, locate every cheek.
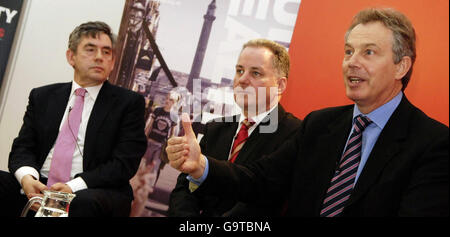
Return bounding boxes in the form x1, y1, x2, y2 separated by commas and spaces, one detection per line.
233, 78, 239, 88
342, 60, 348, 71
342, 59, 351, 73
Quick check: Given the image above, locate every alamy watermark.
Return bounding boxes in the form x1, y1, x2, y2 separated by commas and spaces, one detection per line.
167, 79, 279, 134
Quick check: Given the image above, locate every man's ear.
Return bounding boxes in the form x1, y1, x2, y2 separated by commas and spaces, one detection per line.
395, 56, 412, 80
277, 77, 287, 95
66, 49, 75, 68
110, 53, 116, 71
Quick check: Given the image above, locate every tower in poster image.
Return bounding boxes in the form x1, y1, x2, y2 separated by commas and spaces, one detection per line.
186, 0, 216, 92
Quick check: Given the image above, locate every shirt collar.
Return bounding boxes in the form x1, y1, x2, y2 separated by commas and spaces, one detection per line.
353, 91, 403, 129
71, 80, 103, 101
238, 104, 278, 127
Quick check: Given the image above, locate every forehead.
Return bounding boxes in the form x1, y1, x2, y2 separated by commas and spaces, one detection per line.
237, 46, 274, 67
346, 21, 393, 48
78, 33, 112, 48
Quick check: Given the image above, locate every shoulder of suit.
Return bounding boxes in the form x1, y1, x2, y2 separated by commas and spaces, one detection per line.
282, 111, 302, 126
28, 82, 71, 101
301, 104, 354, 126
406, 102, 449, 133
203, 115, 238, 131
32, 82, 71, 93
310, 104, 352, 117
105, 81, 144, 100
206, 115, 238, 124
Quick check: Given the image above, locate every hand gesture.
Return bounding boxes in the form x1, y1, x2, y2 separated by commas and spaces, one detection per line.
166, 113, 205, 179
21, 175, 48, 199
50, 182, 73, 193
21, 175, 48, 211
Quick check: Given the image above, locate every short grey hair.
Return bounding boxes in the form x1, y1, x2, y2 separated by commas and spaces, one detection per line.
345, 8, 416, 91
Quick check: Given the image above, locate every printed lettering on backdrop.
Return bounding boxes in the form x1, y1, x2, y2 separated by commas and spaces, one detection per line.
109, 0, 300, 217
0, 0, 23, 91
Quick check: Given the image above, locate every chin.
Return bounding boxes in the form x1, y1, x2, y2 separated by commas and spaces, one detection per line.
238, 103, 256, 114
91, 76, 107, 81
346, 90, 361, 103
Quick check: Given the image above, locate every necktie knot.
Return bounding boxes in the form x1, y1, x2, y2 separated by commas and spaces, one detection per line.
353, 115, 372, 134
241, 118, 255, 130
75, 88, 87, 97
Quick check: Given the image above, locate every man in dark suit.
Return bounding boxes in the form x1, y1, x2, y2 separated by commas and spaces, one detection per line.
166, 8, 448, 216
168, 39, 301, 217
0, 21, 147, 216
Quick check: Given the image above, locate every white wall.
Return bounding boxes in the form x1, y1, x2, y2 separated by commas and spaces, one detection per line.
0, 0, 126, 171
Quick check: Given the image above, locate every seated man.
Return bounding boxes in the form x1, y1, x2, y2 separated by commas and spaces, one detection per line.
0, 21, 147, 217
168, 39, 302, 217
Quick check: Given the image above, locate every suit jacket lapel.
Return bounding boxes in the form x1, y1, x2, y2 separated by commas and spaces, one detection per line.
227, 118, 240, 160
214, 115, 239, 161
84, 81, 117, 162
44, 83, 72, 154
236, 105, 285, 164
347, 96, 411, 206
203, 115, 238, 161
313, 109, 354, 210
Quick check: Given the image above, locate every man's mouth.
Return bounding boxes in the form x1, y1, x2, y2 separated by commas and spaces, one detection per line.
91, 66, 104, 71
348, 76, 364, 84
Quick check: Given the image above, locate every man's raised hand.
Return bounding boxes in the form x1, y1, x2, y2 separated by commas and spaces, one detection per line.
166, 113, 205, 179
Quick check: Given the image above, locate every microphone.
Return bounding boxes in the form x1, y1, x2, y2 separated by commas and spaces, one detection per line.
67, 106, 84, 158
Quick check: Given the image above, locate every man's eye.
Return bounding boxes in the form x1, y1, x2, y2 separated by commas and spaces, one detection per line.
344, 49, 353, 55
85, 48, 95, 53
366, 49, 374, 55
252, 71, 261, 77
236, 69, 244, 74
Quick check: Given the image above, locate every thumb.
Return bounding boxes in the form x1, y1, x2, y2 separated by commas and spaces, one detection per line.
181, 113, 195, 139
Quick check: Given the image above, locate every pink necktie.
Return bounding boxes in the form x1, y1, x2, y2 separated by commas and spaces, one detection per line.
47, 88, 86, 187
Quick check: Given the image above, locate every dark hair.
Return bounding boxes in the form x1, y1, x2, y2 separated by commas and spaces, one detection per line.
345, 8, 416, 90
68, 21, 116, 52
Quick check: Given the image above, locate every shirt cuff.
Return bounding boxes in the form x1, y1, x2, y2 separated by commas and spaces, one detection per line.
186, 155, 209, 186
66, 177, 88, 193
14, 166, 40, 185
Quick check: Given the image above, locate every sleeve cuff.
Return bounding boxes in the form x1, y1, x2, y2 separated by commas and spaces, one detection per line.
66, 177, 88, 193
186, 155, 209, 186
14, 166, 40, 185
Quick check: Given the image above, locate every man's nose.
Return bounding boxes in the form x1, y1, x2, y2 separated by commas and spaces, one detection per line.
237, 72, 251, 85
346, 54, 362, 68
95, 49, 104, 61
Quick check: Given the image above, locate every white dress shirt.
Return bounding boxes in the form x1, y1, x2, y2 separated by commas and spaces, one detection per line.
14, 81, 103, 193
227, 106, 278, 160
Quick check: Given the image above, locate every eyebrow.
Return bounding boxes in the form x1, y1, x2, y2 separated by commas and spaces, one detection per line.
83, 43, 112, 50
235, 65, 263, 71
345, 42, 379, 49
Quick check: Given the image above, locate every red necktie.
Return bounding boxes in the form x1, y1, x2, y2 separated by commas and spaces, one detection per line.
47, 88, 86, 187
229, 119, 255, 163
